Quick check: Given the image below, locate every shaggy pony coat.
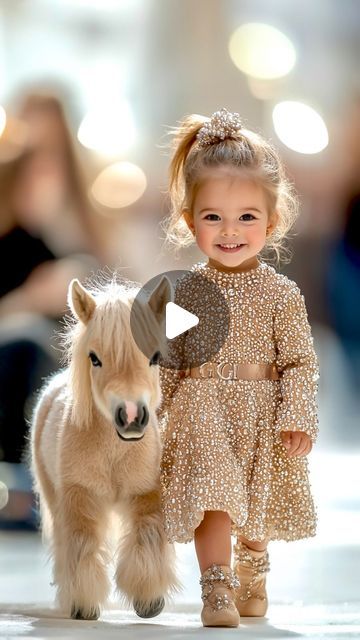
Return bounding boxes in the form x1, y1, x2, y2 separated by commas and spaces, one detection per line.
31, 275, 179, 620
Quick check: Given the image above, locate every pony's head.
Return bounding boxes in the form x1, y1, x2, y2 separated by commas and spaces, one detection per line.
65, 275, 172, 440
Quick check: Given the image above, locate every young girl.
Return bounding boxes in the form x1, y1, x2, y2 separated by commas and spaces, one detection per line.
157, 108, 319, 627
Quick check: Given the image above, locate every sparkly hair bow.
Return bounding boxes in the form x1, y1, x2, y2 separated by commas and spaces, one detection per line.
196, 107, 243, 148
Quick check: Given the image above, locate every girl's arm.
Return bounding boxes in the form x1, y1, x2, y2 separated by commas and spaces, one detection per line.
273, 282, 320, 445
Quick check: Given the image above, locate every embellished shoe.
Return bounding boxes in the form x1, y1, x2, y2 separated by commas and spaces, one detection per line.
233, 541, 270, 617
199, 564, 240, 627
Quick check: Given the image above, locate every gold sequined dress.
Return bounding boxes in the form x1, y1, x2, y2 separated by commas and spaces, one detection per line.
157, 260, 319, 544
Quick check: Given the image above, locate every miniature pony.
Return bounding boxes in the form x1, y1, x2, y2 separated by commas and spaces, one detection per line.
31, 275, 178, 620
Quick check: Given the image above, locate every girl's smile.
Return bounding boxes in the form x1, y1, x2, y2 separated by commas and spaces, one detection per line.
184, 172, 277, 273
216, 242, 246, 252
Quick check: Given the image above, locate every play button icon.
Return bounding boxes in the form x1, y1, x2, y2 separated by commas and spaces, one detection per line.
130, 268, 230, 371
165, 302, 199, 339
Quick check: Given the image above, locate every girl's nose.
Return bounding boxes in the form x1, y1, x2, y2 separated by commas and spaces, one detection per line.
221, 225, 239, 237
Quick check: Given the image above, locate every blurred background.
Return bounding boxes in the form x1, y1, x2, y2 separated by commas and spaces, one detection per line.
0, 0, 359, 630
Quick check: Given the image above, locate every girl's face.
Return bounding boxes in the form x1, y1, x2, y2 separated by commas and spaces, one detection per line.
184, 171, 277, 272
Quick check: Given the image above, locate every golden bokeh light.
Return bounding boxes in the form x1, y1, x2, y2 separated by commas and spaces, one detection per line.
229, 23, 296, 80
90, 161, 147, 209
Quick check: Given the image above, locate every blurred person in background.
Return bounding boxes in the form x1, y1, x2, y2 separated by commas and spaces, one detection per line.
326, 97, 360, 398
0, 93, 106, 528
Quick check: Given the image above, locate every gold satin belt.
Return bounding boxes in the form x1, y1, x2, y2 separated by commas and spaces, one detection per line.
185, 362, 280, 381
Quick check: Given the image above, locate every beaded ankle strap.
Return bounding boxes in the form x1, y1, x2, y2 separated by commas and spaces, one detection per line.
200, 564, 240, 611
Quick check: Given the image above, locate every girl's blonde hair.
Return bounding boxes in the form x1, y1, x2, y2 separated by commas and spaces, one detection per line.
162, 111, 299, 265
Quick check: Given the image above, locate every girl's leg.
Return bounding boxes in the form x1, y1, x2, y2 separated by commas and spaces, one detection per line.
194, 510, 232, 572
194, 510, 240, 627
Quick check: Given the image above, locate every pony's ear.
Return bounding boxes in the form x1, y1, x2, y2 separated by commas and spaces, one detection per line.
68, 279, 96, 324
148, 275, 173, 320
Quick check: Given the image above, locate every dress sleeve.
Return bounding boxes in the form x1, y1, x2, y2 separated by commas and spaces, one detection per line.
273, 283, 320, 444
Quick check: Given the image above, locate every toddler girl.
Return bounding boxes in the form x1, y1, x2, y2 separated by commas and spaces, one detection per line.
157, 108, 319, 627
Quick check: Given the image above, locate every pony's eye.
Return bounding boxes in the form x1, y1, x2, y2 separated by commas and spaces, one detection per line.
149, 350, 161, 366
89, 351, 102, 367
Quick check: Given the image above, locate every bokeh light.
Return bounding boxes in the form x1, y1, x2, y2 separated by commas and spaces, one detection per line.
229, 23, 296, 80
90, 161, 147, 209
272, 101, 329, 154
78, 101, 136, 156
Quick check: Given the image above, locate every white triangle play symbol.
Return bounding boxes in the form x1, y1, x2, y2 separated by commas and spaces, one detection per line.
165, 302, 199, 339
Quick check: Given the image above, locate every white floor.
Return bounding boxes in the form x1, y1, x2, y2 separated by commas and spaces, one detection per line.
1, 451, 360, 639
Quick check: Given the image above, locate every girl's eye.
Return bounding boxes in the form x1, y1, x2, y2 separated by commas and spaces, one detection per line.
89, 351, 102, 367
204, 214, 221, 221
240, 213, 255, 221
149, 350, 161, 366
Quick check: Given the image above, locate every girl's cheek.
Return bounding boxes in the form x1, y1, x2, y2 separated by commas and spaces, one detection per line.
248, 226, 267, 241
196, 228, 208, 244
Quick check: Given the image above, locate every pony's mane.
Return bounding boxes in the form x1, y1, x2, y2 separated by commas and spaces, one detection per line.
60, 272, 140, 364
60, 271, 164, 428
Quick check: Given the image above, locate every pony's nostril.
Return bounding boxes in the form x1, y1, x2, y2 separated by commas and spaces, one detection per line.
115, 401, 149, 431
116, 404, 127, 427
136, 403, 149, 427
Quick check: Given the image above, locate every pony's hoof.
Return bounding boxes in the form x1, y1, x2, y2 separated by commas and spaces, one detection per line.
134, 596, 165, 618
71, 606, 100, 620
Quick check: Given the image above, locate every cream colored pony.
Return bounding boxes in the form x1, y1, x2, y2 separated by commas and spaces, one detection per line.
31, 275, 178, 620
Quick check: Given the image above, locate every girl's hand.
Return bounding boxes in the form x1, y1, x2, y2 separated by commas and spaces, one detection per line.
280, 431, 312, 457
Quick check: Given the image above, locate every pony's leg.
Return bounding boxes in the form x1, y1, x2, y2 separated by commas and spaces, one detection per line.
31, 383, 58, 539
52, 485, 110, 620
115, 489, 179, 618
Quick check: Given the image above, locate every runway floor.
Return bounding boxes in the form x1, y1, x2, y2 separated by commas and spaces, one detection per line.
1, 452, 359, 639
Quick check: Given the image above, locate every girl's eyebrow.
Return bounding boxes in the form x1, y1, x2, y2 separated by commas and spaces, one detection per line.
198, 207, 263, 215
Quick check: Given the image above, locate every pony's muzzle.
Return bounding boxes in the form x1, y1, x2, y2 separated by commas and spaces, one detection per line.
115, 401, 149, 441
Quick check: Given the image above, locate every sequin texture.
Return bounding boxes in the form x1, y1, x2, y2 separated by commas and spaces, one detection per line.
157, 260, 319, 544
